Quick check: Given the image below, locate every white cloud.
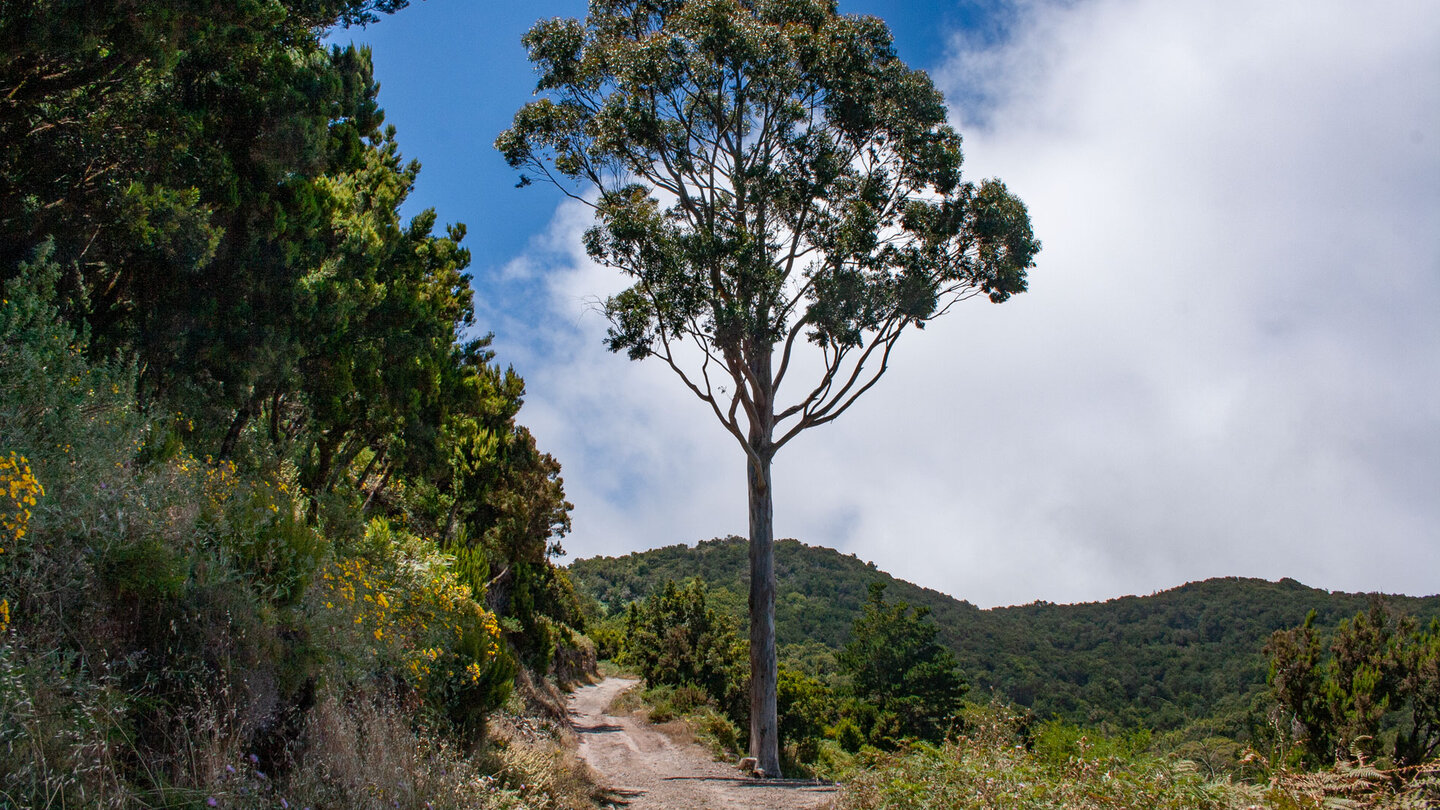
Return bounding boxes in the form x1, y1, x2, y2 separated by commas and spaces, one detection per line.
482, 202, 746, 559
495, 0, 1440, 607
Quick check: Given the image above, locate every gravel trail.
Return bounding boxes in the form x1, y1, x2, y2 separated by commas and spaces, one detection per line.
569, 677, 837, 810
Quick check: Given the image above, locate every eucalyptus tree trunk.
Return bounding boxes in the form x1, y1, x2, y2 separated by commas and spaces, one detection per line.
747, 345, 782, 777
747, 449, 781, 776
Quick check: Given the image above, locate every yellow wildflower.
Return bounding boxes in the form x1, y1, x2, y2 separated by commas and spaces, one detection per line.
1, 453, 44, 542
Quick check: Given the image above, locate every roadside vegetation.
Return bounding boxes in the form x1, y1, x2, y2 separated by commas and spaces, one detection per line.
0, 2, 595, 807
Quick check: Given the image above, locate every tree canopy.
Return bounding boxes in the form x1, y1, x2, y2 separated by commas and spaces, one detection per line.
1267, 600, 1440, 767
498, 0, 1038, 462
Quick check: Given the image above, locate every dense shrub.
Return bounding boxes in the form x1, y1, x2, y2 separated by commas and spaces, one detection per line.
839, 703, 1264, 810
1, 0, 589, 802
621, 578, 748, 726
1267, 600, 1440, 768
586, 612, 628, 661
840, 582, 967, 747
778, 666, 837, 765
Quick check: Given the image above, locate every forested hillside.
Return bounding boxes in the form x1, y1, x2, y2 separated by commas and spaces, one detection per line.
569, 537, 1440, 733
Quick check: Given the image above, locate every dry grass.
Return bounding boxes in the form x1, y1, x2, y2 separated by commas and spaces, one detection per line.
277, 689, 605, 810
605, 683, 644, 716
482, 703, 606, 810
649, 719, 698, 748
514, 666, 570, 724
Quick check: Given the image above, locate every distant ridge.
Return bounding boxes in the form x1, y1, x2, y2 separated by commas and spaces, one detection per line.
569, 537, 1440, 733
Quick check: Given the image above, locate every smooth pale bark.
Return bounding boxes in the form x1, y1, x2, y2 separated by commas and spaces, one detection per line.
747, 451, 781, 777
745, 339, 782, 777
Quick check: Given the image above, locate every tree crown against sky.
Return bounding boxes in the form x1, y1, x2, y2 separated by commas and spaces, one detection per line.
497, 0, 1039, 461
499, 0, 1038, 775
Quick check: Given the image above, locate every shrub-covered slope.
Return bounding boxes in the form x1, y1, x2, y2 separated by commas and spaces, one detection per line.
0, 2, 590, 805
569, 537, 1440, 732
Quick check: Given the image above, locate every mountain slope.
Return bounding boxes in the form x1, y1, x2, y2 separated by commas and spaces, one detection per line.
568, 537, 1440, 732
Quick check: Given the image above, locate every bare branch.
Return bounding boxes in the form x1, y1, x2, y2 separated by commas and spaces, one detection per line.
774, 322, 905, 449
771, 311, 811, 397
776, 336, 848, 422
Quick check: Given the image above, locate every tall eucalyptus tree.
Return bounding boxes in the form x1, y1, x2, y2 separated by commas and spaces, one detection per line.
498, 0, 1038, 774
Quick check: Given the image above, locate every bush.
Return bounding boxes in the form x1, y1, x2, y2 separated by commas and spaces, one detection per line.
0, 274, 539, 804
621, 578, 748, 726
633, 684, 743, 758
587, 612, 628, 661
840, 582, 967, 747
1030, 719, 1153, 766
1266, 600, 1440, 768
778, 665, 836, 765
313, 518, 514, 735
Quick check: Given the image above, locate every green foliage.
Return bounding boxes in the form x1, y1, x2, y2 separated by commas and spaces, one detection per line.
0, 3, 587, 803
831, 716, 865, 754
778, 665, 837, 764
0, 250, 573, 806
216, 475, 329, 605
316, 518, 516, 733
621, 578, 748, 726
1266, 611, 1333, 764
500, 0, 1038, 379
1031, 719, 1153, 765
628, 683, 744, 759
0, 0, 581, 608
504, 1, 1037, 773
98, 535, 187, 602
639, 683, 714, 724
571, 537, 910, 650
1266, 599, 1440, 767
0, 1, 419, 420
588, 612, 629, 661
840, 582, 966, 746
837, 703, 1272, 810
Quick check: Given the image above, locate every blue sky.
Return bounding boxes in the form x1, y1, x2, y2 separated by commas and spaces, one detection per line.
334, 0, 1440, 608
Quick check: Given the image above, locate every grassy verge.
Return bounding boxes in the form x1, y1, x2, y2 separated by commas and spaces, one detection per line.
609, 682, 745, 763
836, 703, 1440, 810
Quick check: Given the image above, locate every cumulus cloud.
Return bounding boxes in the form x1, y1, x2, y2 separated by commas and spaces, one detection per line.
491, 0, 1440, 607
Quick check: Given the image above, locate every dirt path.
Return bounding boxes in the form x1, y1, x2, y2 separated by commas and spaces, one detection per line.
569, 677, 837, 810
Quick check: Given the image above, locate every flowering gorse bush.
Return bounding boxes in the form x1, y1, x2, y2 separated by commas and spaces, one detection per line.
0, 451, 43, 548
314, 518, 513, 730
0, 451, 42, 635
